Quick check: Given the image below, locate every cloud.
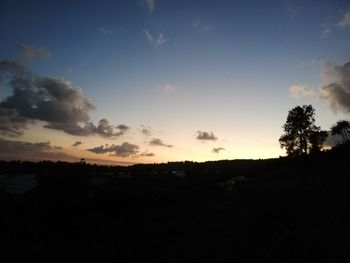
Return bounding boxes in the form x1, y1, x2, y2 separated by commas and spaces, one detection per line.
289, 84, 315, 97
212, 147, 225, 154
72, 141, 83, 147
99, 27, 112, 35
87, 144, 114, 154
0, 108, 29, 137
141, 0, 155, 13
140, 150, 155, 157
196, 131, 218, 141
192, 19, 213, 32
0, 60, 127, 137
144, 30, 168, 47
141, 128, 151, 136
94, 119, 129, 138
149, 138, 173, 147
162, 82, 175, 93
337, 11, 350, 28
320, 61, 350, 113
17, 44, 51, 61
0, 138, 76, 162
87, 142, 139, 158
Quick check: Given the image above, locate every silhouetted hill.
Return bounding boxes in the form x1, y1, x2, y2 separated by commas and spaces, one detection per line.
1, 145, 350, 262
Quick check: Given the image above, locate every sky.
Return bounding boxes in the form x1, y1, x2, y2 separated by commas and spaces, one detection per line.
1, 0, 350, 165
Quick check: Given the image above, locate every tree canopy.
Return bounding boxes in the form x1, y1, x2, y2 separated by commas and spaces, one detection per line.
331, 120, 350, 144
279, 105, 327, 156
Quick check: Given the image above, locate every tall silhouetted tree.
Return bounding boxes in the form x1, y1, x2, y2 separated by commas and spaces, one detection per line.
279, 105, 325, 156
331, 120, 350, 144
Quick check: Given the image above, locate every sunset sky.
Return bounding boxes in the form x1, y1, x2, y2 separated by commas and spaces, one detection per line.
1, 0, 350, 165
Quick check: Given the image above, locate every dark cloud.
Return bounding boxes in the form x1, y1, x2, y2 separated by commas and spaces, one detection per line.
0, 59, 29, 80
0, 108, 29, 137
87, 142, 139, 158
86, 144, 116, 154
72, 141, 83, 147
321, 62, 350, 113
17, 44, 52, 61
141, 128, 151, 136
114, 142, 139, 157
140, 150, 155, 157
0, 138, 75, 162
149, 138, 173, 147
95, 119, 129, 138
196, 131, 218, 141
0, 60, 127, 137
212, 147, 225, 153
117, 124, 129, 132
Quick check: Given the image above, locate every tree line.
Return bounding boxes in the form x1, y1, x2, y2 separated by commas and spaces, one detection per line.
279, 104, 350, 156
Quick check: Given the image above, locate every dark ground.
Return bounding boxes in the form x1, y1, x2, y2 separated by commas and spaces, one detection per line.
1, 144, 350, 262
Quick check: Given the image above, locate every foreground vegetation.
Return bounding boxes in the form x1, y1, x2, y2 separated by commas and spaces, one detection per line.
1, 143, 350, 262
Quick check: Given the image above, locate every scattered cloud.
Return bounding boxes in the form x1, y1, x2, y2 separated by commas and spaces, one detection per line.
162, 82, 175, 93
0, 138, 76, 162
17, 43, 51, 61
140, 150, 155, 157
113, 142, 140, 157
99, 27, 112, 35
212, 147, 225, 154
87, 144, 115, 154
72, 141, 83, 147
337, 11, 350, 28
0, 60, 128, 138
320, 61, 350, 113
149, 138, 173, 147
95, 119, 129, 138
141, 128, 151, 136
196, 131, 218, 141
144, 30, 168, 47
289, 84, 315, 97
87, 142, 140, 158
192, 19, 213, 32
141, 0, 155, 13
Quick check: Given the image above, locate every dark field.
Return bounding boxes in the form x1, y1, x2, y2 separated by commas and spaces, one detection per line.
1, 144, 350, 262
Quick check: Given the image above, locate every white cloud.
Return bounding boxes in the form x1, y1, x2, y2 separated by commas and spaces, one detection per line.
289, 84, 315, 97
337, 11, 350, 28
144, 30, 168, 47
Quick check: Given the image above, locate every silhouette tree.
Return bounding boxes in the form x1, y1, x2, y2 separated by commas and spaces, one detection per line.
330, 120, 350, 144
279, 105, 324, 156
309, 130, 328, 154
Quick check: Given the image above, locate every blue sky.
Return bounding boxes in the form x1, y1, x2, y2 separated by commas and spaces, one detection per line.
0, 0, 350, 164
